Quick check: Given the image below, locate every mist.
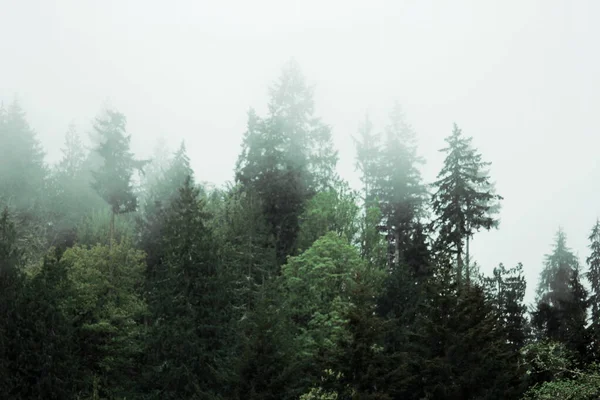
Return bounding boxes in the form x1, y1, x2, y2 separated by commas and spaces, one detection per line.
1, 1, 600, 398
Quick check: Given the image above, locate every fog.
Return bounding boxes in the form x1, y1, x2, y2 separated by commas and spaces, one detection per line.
2, 0, 599, 303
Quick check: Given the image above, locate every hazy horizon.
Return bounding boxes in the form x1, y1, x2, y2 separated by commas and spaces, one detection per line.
2, 0, 599, 303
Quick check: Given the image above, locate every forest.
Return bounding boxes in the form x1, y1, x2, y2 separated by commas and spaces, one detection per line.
0, 60, 599, 400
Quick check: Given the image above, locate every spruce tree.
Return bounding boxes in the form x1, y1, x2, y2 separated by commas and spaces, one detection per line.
378, 103, 427, 268
484, 263, 529, 352
533, 228, 590, 361
0, 100, 47, 211
353, 113, 381, 207
90, 109, 147, 246
138, 140, 195, 283
49, 124, 104, 248
145, 176, 232, 399
586, 219, 600, 358
431, 123, 502, 288
0, 208, 26, 396
236, 60, 338, 265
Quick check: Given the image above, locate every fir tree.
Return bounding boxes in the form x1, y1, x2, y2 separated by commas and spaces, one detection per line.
353, 113, 381, 207
586, 219, 600, 358
49, 123, 104, 248
145, 176, 232, 399
0, 100, 47, 211
90, 109, 148, 246
533, 228, 589, 361
431, 123, 502, 288
378, 103, 427, 268
236, 60, 338, 265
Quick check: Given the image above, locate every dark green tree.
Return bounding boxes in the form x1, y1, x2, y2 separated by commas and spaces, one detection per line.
586, 219, 600, 359
431, 123, 502, 288
145, 176, 233, 399
484, 262, 529, 352
378, 104, 427, 268
48, 123, 104, 248
0, 208, 27, 397
236, 60, 338, 265
353, 113, 381, 207
16, 248, 80, 399
0, 100, 47, 211
90, 109, 148, 246
533, 228, 589, 362
138, 141, 195, 286
0, 100, 50, 259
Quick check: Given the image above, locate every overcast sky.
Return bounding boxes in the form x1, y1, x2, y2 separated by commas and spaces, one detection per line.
1, 0, 599, 303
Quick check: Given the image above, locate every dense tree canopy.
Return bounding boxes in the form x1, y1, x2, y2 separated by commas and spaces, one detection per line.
0, 61, 595, 400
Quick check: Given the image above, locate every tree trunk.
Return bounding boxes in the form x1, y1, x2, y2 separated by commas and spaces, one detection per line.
394, 229, 401, 268
466, 234, 470, 286
456, 238, 463, 290
109, 210, 115, 250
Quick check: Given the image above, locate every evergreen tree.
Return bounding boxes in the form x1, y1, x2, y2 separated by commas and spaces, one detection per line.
0, 100, 47, 211
378, 103, 427, 268
353, 113, 381, 206
535, 228, 578, 303
586, 219, 600, 358
138, 141, 195, 285
533, 228, 589, 361
484, 263, 529, 352
0, 100, 50, 259
145, 176, 232, 399
17, 248, 80, 399
431, 123, 502, 288
90, 109, 148, 245
236, 60, 338, 265
48, 123, 104, 248
61, 240, 147, 398
0, 208, 27, 397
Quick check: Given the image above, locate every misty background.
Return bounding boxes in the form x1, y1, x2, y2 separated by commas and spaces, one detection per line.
1, 0, 599, 303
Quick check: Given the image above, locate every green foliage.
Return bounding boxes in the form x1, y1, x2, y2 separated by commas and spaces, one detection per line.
522, 341, 600, 399
431, 123, 502, 286
0, 100, 47, 211
532, 229, 590, 361
75, 207, 136, 247
297, 180, 360, 252
484, 263, 529, 351
144, 176, 234, 399
586, 219, 600, 359
48, 124, 105, 248
353, 113, 380, 206
282, 232, 386, 395
61, 239, 147, 399
7, 61, 600, 400
236, 60, 338, 264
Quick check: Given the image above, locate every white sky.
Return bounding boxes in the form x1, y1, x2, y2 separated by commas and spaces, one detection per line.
1, 0, 599, 303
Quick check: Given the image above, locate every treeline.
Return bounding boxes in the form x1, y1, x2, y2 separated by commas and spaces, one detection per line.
0, 60, 599, 399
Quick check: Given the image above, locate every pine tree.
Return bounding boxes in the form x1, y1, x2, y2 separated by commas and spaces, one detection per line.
431, 123, 502, 288
48, 123, 104, 248
17, 248, 80, 399
378, 104, 427, 268
536, 228, 578, 303
0, 208, 26, 396
484, 263, 529, 352
145, 176, 232, 399
0, 100, 50, 259
90, 109, 148, 246
138, 141, 196, 289
0, 100, 47, 211
533, 228, 590, 361
236, 60, 338, 265
353, 113, 381, 207
586, 219, 600, 358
